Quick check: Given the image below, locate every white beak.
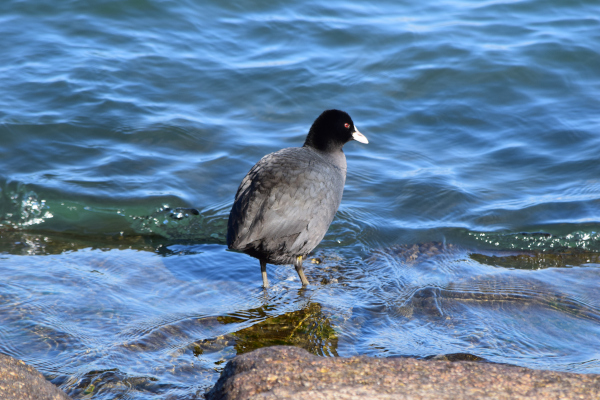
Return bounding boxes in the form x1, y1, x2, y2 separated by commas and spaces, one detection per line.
352, 127, 369, 144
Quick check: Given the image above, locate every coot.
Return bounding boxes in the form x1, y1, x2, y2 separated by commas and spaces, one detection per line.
227, 109, 368, 288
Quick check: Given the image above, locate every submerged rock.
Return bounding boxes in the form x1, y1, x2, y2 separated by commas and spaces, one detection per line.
205, 346, 600, 400
0, 353, 71, 400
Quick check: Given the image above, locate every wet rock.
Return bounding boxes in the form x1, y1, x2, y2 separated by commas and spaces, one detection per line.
0, 353, 71, 400
205, 346, 600, 400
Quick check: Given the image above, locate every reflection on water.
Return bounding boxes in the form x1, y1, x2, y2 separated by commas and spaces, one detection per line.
337, 243, 600, 373
0, 235, 598, 399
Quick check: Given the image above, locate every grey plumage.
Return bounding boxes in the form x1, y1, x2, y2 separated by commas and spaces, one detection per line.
227, 109, 368, 287
228, 147, 346, 264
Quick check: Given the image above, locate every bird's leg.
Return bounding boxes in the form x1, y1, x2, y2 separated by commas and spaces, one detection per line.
294, 256, 309, 286
260, 259, 269, 288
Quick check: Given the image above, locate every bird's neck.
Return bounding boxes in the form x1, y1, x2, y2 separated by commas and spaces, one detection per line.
305, 146, 347, 173
303, 129, 346, 153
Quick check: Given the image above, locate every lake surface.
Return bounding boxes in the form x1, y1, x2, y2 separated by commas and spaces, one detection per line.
1, 0, 600, 398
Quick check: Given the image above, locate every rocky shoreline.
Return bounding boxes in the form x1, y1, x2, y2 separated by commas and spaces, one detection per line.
206, 346, 600, 400
0, 353, 70, 400
3, 346, 600, 399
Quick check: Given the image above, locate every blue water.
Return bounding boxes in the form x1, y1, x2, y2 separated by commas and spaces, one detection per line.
1, 0, 600, 398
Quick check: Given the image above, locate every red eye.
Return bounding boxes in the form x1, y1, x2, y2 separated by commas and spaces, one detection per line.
344, 123, 350, 128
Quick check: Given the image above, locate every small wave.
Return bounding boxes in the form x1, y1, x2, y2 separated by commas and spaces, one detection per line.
466, 229, 600, 253
129, 205, 227, 242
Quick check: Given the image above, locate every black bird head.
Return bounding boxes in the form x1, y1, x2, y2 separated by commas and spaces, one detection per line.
304, 109, 368, 152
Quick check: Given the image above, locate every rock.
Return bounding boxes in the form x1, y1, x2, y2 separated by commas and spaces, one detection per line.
0, 353, 71, 400
205, 346, 600, 400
